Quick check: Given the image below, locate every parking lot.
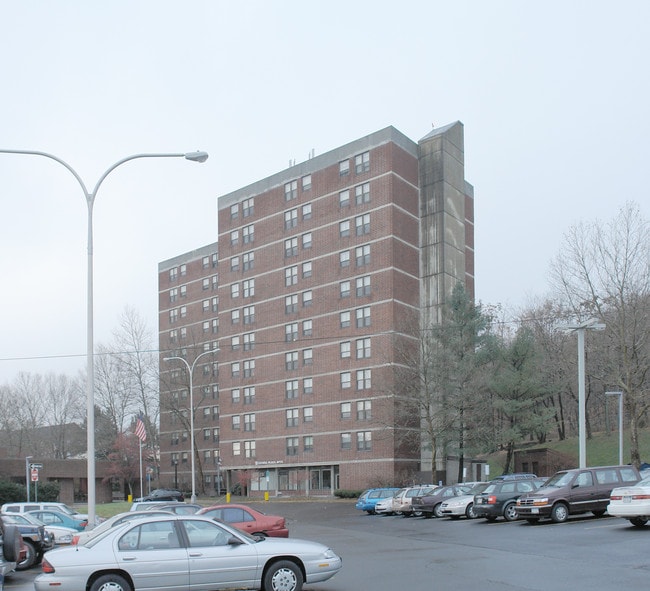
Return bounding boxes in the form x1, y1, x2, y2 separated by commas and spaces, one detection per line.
6, 499, 650, 591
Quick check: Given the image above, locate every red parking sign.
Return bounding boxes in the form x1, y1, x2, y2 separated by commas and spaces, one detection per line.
31, 468, 39, 482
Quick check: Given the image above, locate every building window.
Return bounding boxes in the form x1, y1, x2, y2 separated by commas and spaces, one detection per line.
340, 311, 351, 328
286, 351, 298, 371
231, 309, 240, 324
340, 341, 351, 358
170, 288, 178, 303
339, 190, 350, 208
212, 405, 219, 419
169, 329, 178, 342
286, 408, 299, 427
302, 203, 312, 220
181, 451, 189, 464
203, 428, 211, 440
285, 180, 298, 201
244, 413, 255, 432
302, 261, 312, 278
357, 431, 372, 451
302, 319, 312, 337
242, 224, 254, 244
340, 402, 351, 419
231, 283, 240, 299
243, 279, 255, 297
180, 264, 186, 276
355, 213, 370, 236
302, 290, 312, 307
302, 174, 311, 191
339, 159, 350, 176
244, 440, 256, 458
202, 278, 210, 290
231, 335, 240, 350
212, 319, 219, 333
303, 407, 313, 423
244, 386, 255, 405
243, 305, 255, 324
357, 369, 371, 390
169, 309, 178, 323
285, 237, 298, 257
169, 267, 178, 282
284, 208, 298, 229
356, 306, 371, 328
243, 359, 255, 378
303, 377, 313, 395
180, 327, 187, 340
357, 400, 372, 420
230, 230, 239, 246
230, 256, 240, 272
230, 204, 239, 219
356, 337, 371, 359
212, 297, 219, 312
180, 285, 187, 298
243, 252, 254, 271
339, 250, 350, 267
339, 220, 350, 238
285, 266, 298, 287
213, 427, 220, 442
286, 380, 299, 399
285, 322, 298, 342
202, 299, 210, 313
355, 182, 370, 205
231, 389, 241, 404
341, 433, 352, 450
355, 151, 370, 174
340, 280, 351, 298
180, 306, 187, 319
303, 435, 314, 453
286, 437, 299, 456
302, 232, 312, 249
285, 294, 298, 314
242, 197, 254, 217
341, 372, 351, 389
356, 275, 371, 297
232, 415, 241, 430
233, 442, 241, 456
243, 332, 255, 351
231, 362, 240, 378
212, 253, 218, 267
303, 348, 313, 366
355, 244, 370, 267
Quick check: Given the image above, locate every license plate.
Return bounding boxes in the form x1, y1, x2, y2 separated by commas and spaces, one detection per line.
623, 496, 631, 503
477, 499, 484, 504
531, 508, 539, 514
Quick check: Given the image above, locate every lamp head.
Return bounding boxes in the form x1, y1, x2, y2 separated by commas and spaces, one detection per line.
184, 151, 209, 163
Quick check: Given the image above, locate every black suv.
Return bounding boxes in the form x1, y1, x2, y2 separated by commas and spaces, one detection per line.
139, 488, 184, 502
474, 477, 546, 522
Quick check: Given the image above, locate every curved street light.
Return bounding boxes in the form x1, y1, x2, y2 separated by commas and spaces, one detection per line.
0, 149, 208, 526
163, 349, 218, 503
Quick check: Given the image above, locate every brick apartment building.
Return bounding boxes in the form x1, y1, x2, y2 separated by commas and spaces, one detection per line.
158, 122, 474, 495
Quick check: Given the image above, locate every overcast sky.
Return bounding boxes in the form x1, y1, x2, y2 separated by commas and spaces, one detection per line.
1, 1, 648, 382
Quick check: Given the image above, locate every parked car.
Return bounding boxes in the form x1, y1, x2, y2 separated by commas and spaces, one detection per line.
374, 493, 399, 515
516, 465, 641, 523
3, 512, 77, 546
34, 514, 342, 591
1, 502, 88, 522
608, 475, 650, 527
1, 514, 53, 570
198, 504, 289, 537
411, 484, 475, 518
72, 510, 175, 546
26, 510, 87, 532
355, 488, 401, 514
440, 482, 491, 519
392, 486, 438, 517
137, 488, 184, 502
129, 501, 176, 512
473, 477, 547, 522
144, 503, 202, 515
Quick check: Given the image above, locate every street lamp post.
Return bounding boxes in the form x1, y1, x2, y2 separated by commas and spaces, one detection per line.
164, 349, 217, 503
25, 456, 33, 502
0, 149, 208, 527
559, 318, 605, 468
606, 391, 624, 465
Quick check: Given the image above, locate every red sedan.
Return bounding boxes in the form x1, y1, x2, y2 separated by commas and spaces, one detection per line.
197, 503, 289, 537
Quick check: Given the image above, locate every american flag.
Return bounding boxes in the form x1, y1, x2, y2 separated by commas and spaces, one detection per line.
135, 413, 147, 442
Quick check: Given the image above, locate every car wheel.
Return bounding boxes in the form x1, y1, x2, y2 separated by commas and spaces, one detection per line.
2, 525, 21, 562
465, 503, 477, 519
89, 574, 133, 591
413, 510, 423, 517
253, 532, 268, 538
503, 502, 518, 522
433, 503, 444, 519
629, 517, 648, 527
16, 539, 36, 571
264, 559, 303, 591
550, 503, 569, 523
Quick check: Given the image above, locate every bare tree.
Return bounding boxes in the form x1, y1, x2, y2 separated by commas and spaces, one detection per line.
551, 201, 650, 466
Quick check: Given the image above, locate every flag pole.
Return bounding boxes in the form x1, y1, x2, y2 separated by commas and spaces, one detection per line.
139, 440, 143, 500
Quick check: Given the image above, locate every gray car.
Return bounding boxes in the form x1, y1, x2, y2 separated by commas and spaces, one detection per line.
35, 514, 341, 591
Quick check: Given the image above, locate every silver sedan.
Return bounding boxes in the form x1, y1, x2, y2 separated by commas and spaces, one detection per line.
34, 514, 342, 591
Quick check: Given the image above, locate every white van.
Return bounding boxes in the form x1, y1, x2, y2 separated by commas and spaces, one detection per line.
1, 502, 88, 521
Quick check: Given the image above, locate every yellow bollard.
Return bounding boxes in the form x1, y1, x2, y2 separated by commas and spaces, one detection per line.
226, 492, 231, 504
127, 494, 132, 503
264, 491, 269, 502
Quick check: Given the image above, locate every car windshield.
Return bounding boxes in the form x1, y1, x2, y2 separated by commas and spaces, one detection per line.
481, 484, 498, 493
468, 483, 489, 495
543, 472, 574, 488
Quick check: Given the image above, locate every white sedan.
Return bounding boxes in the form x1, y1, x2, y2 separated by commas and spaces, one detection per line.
608, 476, 650, 527
35, 514, 342, 591
440, 482, 490, 519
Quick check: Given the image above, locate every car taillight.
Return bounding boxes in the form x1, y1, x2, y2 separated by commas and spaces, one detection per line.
487, 496, 497, 505
632, 494, 650, 500
71, 535, 80, 545
41, 558, 55, 574
80, 520, 88, 528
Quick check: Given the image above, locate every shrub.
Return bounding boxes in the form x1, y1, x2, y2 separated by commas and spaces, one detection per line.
334, 489, 364, 499
0, 480, 26, 505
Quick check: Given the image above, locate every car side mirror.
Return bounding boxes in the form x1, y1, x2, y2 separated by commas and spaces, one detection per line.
228, 536, 245, 546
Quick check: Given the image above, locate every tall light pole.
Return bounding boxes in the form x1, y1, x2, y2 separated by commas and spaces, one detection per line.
559, 318, 605, 468
0, 149, 208, 526
25, 456, 33, 502
164, 349, 217, 503
606, 391, 624, 465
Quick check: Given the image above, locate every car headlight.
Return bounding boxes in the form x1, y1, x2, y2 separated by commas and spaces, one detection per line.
532, 498, 549, 506
323, 548, 338, 559
57, 534, 73, 544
